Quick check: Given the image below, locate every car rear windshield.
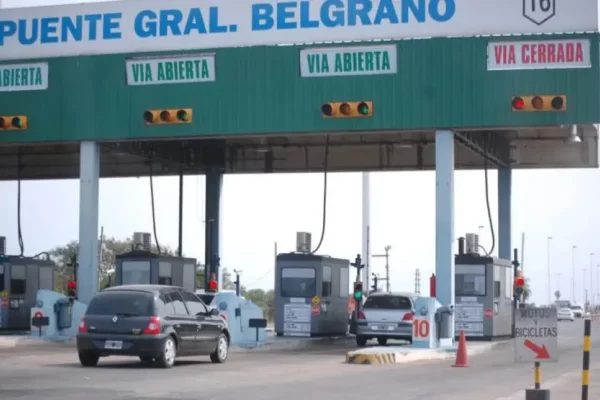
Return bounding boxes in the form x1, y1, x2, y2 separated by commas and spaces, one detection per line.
86, 291, 155, 316
363, 296, 412, 310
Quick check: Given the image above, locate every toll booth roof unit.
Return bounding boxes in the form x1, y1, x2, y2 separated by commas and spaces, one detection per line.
1, 255, 55, 266
454, 254, 512, 267
276, 253, 345, 262
115, 250, 196, 263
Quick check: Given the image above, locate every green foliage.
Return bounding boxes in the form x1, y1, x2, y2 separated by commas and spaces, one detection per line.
522, 278, 532, 302
241, 287, 275, 322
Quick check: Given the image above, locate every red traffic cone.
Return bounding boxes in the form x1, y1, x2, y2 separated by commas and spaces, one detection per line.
452, 330, 469, 367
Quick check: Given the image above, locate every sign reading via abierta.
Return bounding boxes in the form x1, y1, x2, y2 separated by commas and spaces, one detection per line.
126, 54, 216, 86
0, 62, 48, 92
488, 39, 591, 71
514, 307, 558, 363
300, 45, 396, 78
0, 0, 597, 61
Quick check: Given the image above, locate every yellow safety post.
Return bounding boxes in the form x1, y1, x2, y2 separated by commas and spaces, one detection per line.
526, 361, 549, 399
582, 318, 591, 400
534, 361, 541, 389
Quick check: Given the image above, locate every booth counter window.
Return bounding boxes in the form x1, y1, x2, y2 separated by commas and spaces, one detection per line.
0, 265, 4, 292
122, 261, 151, 285
455, 264, 486, 296
339, 267, 349, 297
10, 264, 26, 295
322, 266, 332, 297
280, 267, 316, 298
158, 262, 172, 285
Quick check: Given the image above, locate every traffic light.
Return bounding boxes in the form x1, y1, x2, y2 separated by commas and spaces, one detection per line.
514, 274, 525, 296
511, 95, 566, 112
0, 115, 27, 131
67, 280, 77, 298
371, 276, 378, 292
321, 101, 373, 118
353, 282, 363, 301
143, 108, 193, 125
207, 272, 218, 292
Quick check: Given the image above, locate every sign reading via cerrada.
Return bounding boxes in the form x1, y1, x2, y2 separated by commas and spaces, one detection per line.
514, 307, 558, 363
0, 62, 48, 92
0, 0, 597, 61
488, 39, 591, 71
126, 54, 216, 86
300, 45, 396, 78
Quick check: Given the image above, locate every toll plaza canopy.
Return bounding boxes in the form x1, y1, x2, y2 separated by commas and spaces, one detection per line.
0, 0, 598, 180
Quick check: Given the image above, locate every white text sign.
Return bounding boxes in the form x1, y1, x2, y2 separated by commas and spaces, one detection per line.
514, 307, 558, 363
0, 63, 48, 92
126, 54, 216, 86
300, 45, 396, 78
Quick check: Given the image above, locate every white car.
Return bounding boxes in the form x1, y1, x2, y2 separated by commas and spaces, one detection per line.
558, 308, 575, 321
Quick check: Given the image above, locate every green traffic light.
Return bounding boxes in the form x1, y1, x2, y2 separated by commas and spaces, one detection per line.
357, 102, 369, 115
354, 291, 363, 300
11, 117, 22, 128
177, 110, 189, 121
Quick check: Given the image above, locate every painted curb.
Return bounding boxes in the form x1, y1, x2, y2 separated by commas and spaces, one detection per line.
346, 352, 397, 365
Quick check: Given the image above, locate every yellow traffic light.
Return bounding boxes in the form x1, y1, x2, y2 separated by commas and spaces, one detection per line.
321, 101, 373, 118
144, 108, 193, 125
0, 115, 27, 131
511, 95, 566, 112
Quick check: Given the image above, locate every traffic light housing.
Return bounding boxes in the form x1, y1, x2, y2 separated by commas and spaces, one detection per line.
371, 276, 378, 292
353, 282, 363, 300
321, 101, 373, 118
514, 275, 525, 296
144, 108, 193, 125
0, 115, 27, 131
207, 272, 218, 292
67, 280, 77, 298
511, 95, 566, 112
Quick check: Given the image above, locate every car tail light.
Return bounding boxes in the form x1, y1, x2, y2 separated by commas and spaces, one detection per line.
143, 316, 161, 335
357, 311, 366, 320
219, 314, 227, 321
402, 312, 414, 321
78, 317, 88, 333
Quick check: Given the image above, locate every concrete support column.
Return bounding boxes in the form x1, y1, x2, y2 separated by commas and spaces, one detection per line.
77, 141, 100, 304
204, 170, 223, 290
435, 130, 455, 316
498, 167, 512, 260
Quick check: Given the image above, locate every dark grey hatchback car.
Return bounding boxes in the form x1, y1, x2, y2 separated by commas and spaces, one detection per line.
76, 285, 230, 368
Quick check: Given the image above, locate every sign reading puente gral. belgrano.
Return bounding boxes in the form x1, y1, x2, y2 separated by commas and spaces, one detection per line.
125, 54, 216, 86
300, 45, 397, 78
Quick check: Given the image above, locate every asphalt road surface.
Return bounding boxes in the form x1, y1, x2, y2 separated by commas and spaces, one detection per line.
0, 320, 597, 400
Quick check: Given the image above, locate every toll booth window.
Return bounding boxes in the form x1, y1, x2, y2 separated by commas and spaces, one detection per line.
280, 268, 316, 298
505, 268, 512, 299
86, 291, 154, 316
10, 264, 26, 295
363, 295, 412, 310
339, 267, 349, 297
121, 261, 150, 285
0, 265, 4, 292
322, 266, 332, 297
455, 264, 486, 296
158, 262, 172, 285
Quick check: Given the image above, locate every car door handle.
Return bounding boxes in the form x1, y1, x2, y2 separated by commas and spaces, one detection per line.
175, 324, 180, 328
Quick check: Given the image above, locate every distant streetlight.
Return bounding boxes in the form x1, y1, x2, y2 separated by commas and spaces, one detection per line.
572, 245, 577, 302
591, 253, 595, 307
373, 246, 392, 292
547, 236, 553, 304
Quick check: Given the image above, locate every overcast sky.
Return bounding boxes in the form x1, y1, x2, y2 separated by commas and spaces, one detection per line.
1, 0, 600, 306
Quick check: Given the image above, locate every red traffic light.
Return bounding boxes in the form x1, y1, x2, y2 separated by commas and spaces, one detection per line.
67, 281, 76, 290
515, 276, 525, 287
512, 97, 525, 110
207, 272, 218, 292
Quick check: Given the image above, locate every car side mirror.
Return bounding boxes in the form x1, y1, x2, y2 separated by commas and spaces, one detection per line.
210, 308, 219, 316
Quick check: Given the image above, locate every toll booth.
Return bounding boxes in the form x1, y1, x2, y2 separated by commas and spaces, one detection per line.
274, 252, 350, 337
454, 235, 513, 340
113, 250, 197, 292
0, 255, 55, 331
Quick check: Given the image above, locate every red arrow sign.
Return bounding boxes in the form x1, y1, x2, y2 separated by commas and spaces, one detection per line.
524, 339, 550, 359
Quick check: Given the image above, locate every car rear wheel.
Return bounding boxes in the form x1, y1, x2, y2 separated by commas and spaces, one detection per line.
210, 333, 229, 364
356, 336, 367, 347
155, 336, 177, 369
78, 351, 100, 367
377, 338, 388, 346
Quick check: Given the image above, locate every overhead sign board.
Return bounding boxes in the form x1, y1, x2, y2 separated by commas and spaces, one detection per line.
514, 307, 558, 363
300, 45, 397, 78
0, 63, 48, 92
0, 0, 596, 61
488, 39, 591, 71
126, 54, 216, 86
